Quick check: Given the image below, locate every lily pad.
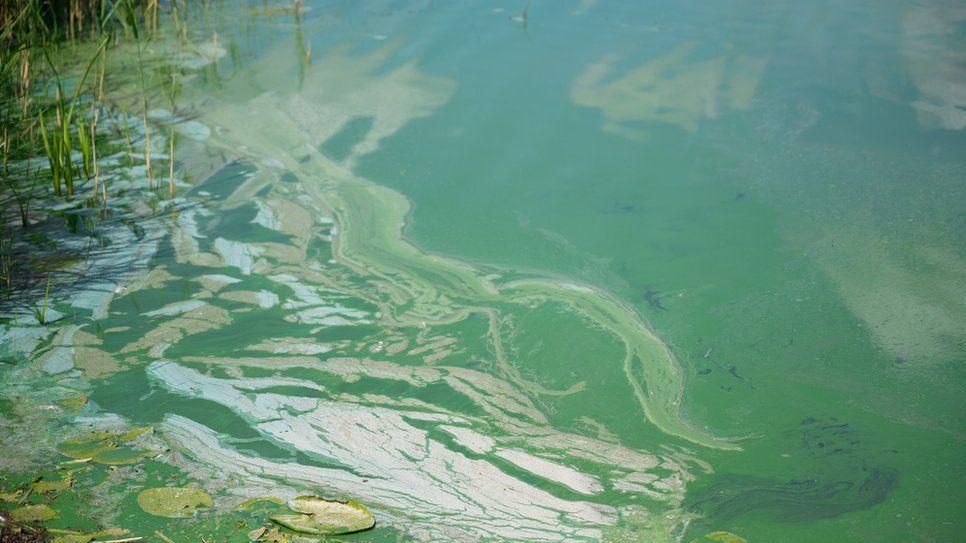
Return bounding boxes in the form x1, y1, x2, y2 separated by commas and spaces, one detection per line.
52, 528, 127, 543
56, 392, 89, 410
33, 474, 74, 493
58, 428, 153, 464
690, 532, 748, 543
0, 489, 23, 502
268, 515, 322, 535
57, 437, 113, 460
53, 535, 95, 543
259, 527, 289, 543
9, 503, 58, 521
117, 426, 153, 441
92, 447, 144, 465
137, 487, 213, 518
269, 496, 374, 535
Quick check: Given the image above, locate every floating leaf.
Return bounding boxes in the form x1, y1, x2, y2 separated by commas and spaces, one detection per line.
57, 435, 114, 459
92, 447, 144, 465
57, 392, 89, 410
0, 489, 23, 502
51, 528, 127, 543
53, 535, 94, 543
691, 531, 748, 543
247, 527, 266, 542
9, 503, 58, 521
33, 474, 74, 493
260, 527, 288, 543
269, 496, 375, 535
59, 428, 152, 464
137, 487, 213, 518
268, 515, 320, 535
118, 426, 153, 441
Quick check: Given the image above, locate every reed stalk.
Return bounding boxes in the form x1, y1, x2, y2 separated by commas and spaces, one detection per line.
168, 126, 174, 198
143, 114, 152, 188
0, 233, 11, 291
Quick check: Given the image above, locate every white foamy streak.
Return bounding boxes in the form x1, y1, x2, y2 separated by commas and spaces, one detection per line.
171, 355, 681, 497
266, 274, 369, 324
440, 425, 495, 454
149, 361, 614, 542
253, 200, 282, 231
214, 238, 262, 275
144, 299, 207, 317
268, 274, 339, 307
495, 449, 603, 495
255, 291, 279, 308
287, 306, 368, 325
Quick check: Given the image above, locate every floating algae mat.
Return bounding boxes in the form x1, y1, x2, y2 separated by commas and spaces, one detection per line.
1, 1, 964, 543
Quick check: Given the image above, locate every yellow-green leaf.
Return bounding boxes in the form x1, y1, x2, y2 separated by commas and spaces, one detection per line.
690, 531, 748, 543
270, 496, 375, 535
9, 503, 58, 522
33, 474, 74, 493
92, 447, 144, 465
137, 487, 212, 518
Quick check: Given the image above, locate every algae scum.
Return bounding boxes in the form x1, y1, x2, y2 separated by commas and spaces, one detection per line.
2, 1, 965, 542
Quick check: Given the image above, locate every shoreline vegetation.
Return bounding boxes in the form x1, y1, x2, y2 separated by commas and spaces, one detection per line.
0, 0, 183, 301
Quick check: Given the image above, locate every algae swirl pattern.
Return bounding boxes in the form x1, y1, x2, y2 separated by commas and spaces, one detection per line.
82, 40, 736, 542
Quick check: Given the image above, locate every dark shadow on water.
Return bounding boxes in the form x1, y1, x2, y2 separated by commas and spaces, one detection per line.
685, 417, 898, 531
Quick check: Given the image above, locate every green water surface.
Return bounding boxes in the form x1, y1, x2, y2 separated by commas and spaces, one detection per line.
8, 2, 964, 542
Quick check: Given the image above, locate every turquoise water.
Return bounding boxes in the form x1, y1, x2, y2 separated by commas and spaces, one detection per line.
286, 3, 965, 539
165, 1, 965, 540
5, 1, 962, 542
301, 2, 966, 540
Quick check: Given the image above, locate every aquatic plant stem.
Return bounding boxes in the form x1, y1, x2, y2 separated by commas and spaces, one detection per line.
168, 126, 174, 198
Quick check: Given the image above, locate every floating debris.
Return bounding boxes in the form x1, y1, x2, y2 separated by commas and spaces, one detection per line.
0, 520, 50, 543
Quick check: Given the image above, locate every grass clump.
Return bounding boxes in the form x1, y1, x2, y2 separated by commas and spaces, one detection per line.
0, 0, 200, 297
